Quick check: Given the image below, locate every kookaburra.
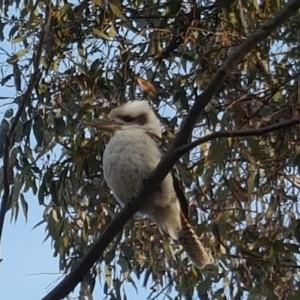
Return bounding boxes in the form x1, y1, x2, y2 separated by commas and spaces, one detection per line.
90, 100, 215, 270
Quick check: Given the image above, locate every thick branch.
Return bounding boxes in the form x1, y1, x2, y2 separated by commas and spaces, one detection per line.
177, 118, 300, 156
0, 5, 51, 245
41, 1, 300, 299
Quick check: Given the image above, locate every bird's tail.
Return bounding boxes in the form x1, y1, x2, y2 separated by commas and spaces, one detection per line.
178, 212, 217, 273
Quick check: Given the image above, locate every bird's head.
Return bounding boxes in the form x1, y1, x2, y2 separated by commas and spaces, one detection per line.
88, 100, 162, 137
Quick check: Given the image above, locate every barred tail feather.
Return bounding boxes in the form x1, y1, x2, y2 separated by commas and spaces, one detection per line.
178, 212, 216, 272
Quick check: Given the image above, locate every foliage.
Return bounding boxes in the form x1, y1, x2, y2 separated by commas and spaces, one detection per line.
0, 0, 300, 299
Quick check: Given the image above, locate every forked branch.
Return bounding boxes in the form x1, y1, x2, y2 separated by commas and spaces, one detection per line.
41, 1, 300, 299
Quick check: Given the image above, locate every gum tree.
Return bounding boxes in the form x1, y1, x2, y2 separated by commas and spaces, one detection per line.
1, 0, 300, 299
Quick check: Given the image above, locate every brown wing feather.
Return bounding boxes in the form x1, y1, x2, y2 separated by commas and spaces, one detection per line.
146, 132, 189, 220
171, 171, 189, 219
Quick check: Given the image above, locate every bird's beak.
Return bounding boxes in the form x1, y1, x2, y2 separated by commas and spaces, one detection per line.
85, 119, 122, 133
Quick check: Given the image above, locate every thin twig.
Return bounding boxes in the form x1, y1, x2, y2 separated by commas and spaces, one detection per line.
41, 1, 300, 299
171, 0, 300, 150
177, 118, 300, 156
0, 3, 52, 245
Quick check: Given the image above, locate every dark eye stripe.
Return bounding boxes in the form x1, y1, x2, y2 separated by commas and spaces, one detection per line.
135, 113, 147, 125
118, 113, 148, 125
120, 116, 134, 122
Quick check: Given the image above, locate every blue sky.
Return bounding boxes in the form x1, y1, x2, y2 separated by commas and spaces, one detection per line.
0, 198, 62, 299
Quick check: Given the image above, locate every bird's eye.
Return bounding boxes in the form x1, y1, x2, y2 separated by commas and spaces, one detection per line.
121, 116, 134, 123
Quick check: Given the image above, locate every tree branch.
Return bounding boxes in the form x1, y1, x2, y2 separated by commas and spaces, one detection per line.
177, 118, 300, 156
41, 1, 300, 299
0, 4, 52, 245
172, 0, 300, 150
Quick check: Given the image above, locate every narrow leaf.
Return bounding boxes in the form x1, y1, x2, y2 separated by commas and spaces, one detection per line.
109, 3, 130, 23
20, 193, 28, 222
7, 49, 26, 64
92, 27, 111, 40
4, 108, 13, 118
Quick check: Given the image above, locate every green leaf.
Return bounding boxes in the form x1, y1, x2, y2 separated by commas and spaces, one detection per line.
143, 267, 152, 288
121, 244, 135, 259
4, 108, 13, 118
0, 19, 6, 41
9, 146, 19, 167
0, 166, 3, 192
105, 265, 112, 288
117, 257, 129, 273
7, 49, 26, 64
33, 117, 44, 147
38, 182, 45, 205
11, 174, 23, 207
50, 181, 59, 205
32, 219, 46, 230
109, 3, 130, 23
13, 63, 21, 92
24, 176, 37, 195
10, 196, 19, 223
283, 243, 300, 254
13, 120, 24, 143
20, 193, 28, 222
8, 25, 18, 40
165, 0, 181, 15
57, 3, 73, 20
51, 209, 59, 223
1, 73, 13, 85
174, 87, 189, 111
0, 119, 9, 158
11, 35, 26, 44
90, 58, 102, 71
229, 12, 239, 27
92, 27, 111, 40
248, 237, 270, 251
108, 25, 116, 37
54, 118, 66, 135
77, 45, 85, 58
